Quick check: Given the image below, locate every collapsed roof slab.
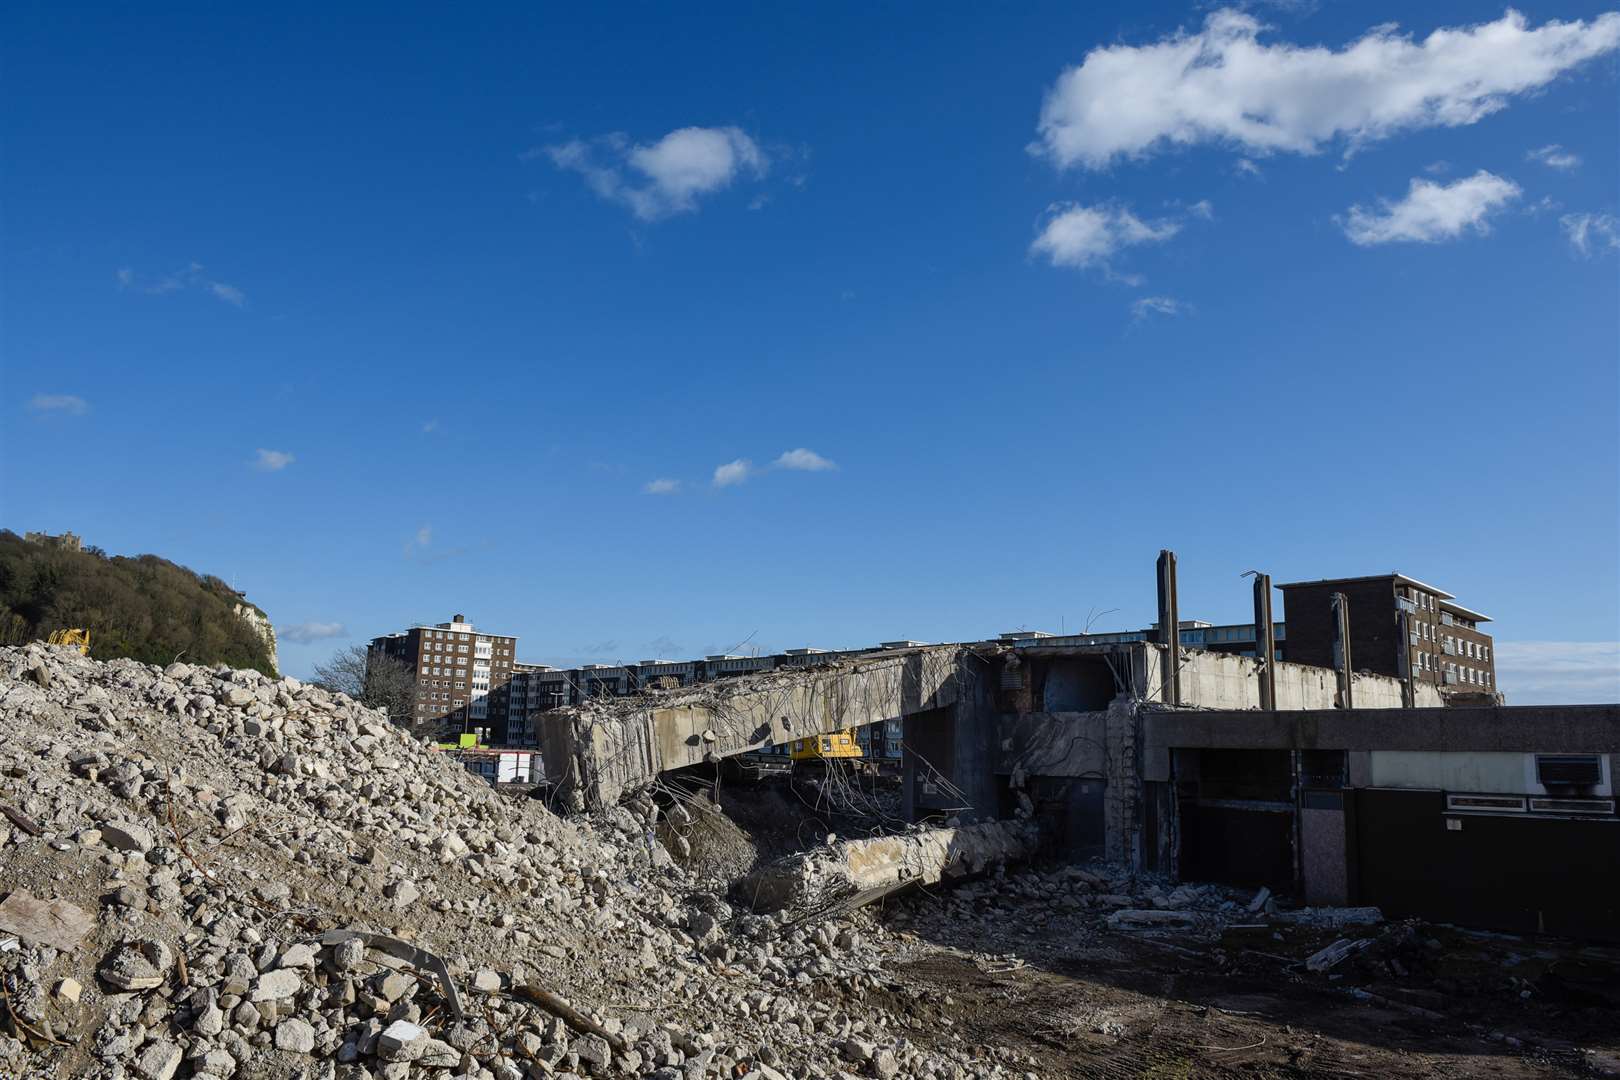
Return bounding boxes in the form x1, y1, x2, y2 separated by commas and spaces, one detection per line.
540, 645, 961, 809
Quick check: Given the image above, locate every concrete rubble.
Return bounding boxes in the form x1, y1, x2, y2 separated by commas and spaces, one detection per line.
0, 644, 1042, 1078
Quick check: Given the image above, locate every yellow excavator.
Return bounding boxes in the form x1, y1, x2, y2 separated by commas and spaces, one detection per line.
46, 628, 91, 655
787, 728, 864, 761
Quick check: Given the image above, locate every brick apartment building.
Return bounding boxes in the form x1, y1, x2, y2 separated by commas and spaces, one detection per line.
1279, 574, 1495, 692
368, 614, 518, 736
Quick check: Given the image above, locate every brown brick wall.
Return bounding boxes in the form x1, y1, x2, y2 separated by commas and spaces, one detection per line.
1281, 579, 1401, 678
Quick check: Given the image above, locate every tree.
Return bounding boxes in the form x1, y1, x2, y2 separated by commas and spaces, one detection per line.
311, 645, 420, 732
0, 530, 277, 674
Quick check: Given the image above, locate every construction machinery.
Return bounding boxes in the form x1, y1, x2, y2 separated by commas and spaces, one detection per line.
45, 628, 91, 656
788, 728, 864, 761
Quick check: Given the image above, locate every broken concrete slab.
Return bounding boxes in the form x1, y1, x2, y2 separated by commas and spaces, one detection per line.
0, 891, 93, 952
1306, 937, 1373, 972
1105, 909, 1200, 930
744, 820, 1038, 914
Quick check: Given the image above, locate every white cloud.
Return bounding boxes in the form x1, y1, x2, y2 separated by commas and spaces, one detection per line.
1561, 212, 1620, 256
422, 419, 440, 434
253, 448, 295, 472
208, 281, 246, 307
643, 478, 681, 495
28, 393, 88, 415
279, 621, 347, 645
1235, 158, 1263, 178
542, 126, 768, 221
1033, 9, 1620, 170
1131, 296, 1188, 320
119, 262, 247, 307
1030, 203, 1181, 271
415, 525, 433, 546
1494, 641, 1620, 705
1526, 143, 1582, 170
712, 459, 753, 487
1343, 170, 1520, 246
773, 448, 837, 472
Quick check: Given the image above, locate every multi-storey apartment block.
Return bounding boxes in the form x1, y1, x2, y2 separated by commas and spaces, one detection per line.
368, 614, 518, 736
1279, 574, 1495, 692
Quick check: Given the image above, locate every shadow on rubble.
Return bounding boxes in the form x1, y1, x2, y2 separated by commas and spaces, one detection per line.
651, 762, 907, 894
854, 858, 1620, 1071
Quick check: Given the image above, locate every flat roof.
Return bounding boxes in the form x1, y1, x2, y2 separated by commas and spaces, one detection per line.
1438, 599, 1493, 623
1277, 573, 1456, 600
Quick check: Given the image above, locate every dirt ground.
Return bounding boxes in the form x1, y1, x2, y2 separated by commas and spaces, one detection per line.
863, 898, 1620, 1079
669, 774, 1620, 1080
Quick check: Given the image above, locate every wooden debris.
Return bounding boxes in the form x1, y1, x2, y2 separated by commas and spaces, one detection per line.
512, 985, 629, 1055
1, 806, 43, 837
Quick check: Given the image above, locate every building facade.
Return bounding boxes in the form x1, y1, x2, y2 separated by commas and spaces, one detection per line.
1279, 574, 1495, 692
368, 614, 518, 736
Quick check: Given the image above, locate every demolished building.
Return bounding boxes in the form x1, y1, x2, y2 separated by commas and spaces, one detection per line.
538, 554, 1619, 941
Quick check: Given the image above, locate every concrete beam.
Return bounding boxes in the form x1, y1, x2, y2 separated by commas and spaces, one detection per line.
743, 820, 1039, 914
541, 647, 961, 808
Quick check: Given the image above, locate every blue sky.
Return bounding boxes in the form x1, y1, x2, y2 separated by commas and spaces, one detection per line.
3, 2, 1617, 702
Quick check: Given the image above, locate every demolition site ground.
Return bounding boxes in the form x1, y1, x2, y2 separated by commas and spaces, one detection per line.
691, 774, 1620, 1080
2, 645, 1614, 1080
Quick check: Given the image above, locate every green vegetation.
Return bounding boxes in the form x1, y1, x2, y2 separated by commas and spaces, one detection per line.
0, 530, 278, 676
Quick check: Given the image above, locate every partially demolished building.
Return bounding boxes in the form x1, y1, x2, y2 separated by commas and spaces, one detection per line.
535, 554, 1619, 941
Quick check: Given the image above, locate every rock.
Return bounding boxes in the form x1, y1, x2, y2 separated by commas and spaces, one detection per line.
378, 1019, 428, 1061
329, 936, 366, 972
98, 821, 155, 853
250, 968, 302, 1001
54, 978, 82, 1004
386, 879, 420, 909
198, 1048, 237, 1076
842, 1038, 876, 1062
275, 1017, 316, 1053
133, 1040, 183, 1080
194, 1002, 226, 1036
472, 969, 502, 992
279, 942, 318, 968
871, 1048, 900, 1078
100, 940, 173, 990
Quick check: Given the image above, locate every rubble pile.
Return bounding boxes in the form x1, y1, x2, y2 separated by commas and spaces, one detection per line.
0, 646, 1033, 1079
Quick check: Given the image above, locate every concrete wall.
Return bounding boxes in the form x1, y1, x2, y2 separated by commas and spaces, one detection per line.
1139, 645, 1441, 711
1367, 750, 1614, 796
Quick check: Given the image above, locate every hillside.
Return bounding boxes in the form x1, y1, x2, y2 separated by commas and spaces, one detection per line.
0, 530, 278, 676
